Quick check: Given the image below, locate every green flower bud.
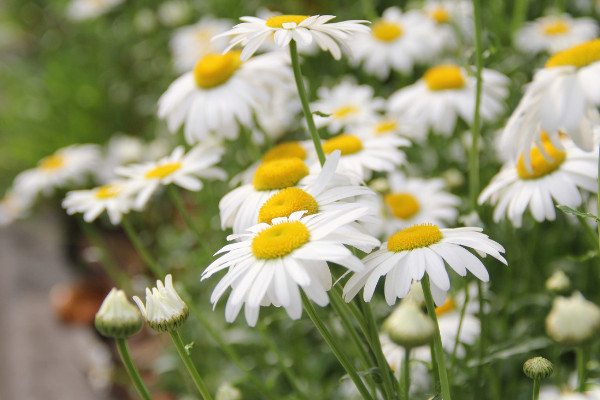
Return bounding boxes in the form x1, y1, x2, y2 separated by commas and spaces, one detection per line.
133, 274, 189, 332
523, 357, 553, 380
95, 288, 143, 338
384, 300, 434, 348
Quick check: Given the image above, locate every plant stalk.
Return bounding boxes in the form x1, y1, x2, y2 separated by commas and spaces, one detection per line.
116, 338, 154, 400
169, 330, 213, 400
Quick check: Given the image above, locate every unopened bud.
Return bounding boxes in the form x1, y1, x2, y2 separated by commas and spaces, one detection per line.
133, 274, 189, 332
546, 292, 600, 345
95, 288, 143, 338
523, 357, 553, 380
384, 300, 434, 348
216, 383, 242, 400
545, 270, 570, 294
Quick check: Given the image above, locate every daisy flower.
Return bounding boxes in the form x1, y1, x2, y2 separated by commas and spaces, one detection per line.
217, 14, 370, 61
116, 145, 226, 209
479, 134, 597, 227
14, 144, 102, 199
66, 0, 123, 21
349, 7, 441, 79
0, 189, 35, 226
157, 51, 293, 144
514, 14, 598, 55
388, 64, 510, 136
502, 38, 600, 158
311, 80, 385, 133
380, 172, 460, 237
540, 385, 600, 400
343, 223, 506, 306
423, 0, 474, 38
201, 209, 380, 326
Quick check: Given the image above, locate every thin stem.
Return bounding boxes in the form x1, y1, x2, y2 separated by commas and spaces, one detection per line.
402, 348, 410, 400
449, 287, 470, 380
421, 276, 452, 400
167, 186, 213, 255
116, 338, 154, 400
532, 378, 540, 400
511, 0, 528, 34
469, 0, 484, 211
577, 346, 587, 392
597, 144, 600, 253
121, 217, 164, 278
288, 40, 326, 166
169, 330, 213, 400
301, 292, 375, 400
359, 0, 378, 21
475, 280, 486, 399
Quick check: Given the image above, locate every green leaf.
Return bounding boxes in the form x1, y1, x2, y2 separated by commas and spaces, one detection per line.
567, 250, 598, 262
185, 341, 195, 355
556, 205, 599, 221
467, 337, 553, 367
312, 111, 331, 117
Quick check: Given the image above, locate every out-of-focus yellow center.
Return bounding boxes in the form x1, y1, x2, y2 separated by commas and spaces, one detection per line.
428, 7, 450, 24
251, 221, 310, 259
372, 20, 403, 42
322, 134, 363, 156
39, 154, 65, 171
95, 184, 121, 199
252, 158, 309, 191
193, 51, 242, 89
375, 120, 398, 135
516, 135, 566, 179
435, 298, 456, 316
424, 65, 466, 91
333, 105, 360, 119
262, 142, 307, 163
387, 223, 443, 252
145, 162, 182, 179
265, 15, 309, 28
545, 38, 600, 68
258, 187, 318, 224
542, 20, 570, 36
384, 193, 420, 220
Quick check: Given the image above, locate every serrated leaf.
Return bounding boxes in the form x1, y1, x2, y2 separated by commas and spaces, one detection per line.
556, 205, 599, 221
312, 111, 331, 117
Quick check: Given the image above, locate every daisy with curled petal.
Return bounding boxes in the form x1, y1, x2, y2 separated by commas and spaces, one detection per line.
217, 14, 370, 61
388, 63, 509, 136
343, 223, 507, 306
514, 14, 598, 55
116, 145, 227, 210
479, 134, 597, 227
502, 38, 600, 158
157, 51, 293, 144
201, 209, 380, 327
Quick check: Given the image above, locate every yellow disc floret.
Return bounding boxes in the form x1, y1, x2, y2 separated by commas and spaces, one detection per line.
95, 184, 121, 199
251, 221, 310, 259
372, 20, 403, 42
145, 162, 182, 179
262, 142, 307, 163
258, 187, 318, 224
323, 134, 363, 156
265, 15, 309, 28
375, 120, 398, 135
545, 38, 600, 68
516, 135, 566, 179
428, 7, 450, 24
194, 51, 242, 89
387, 223, 443, 252
384, 193, 420, 220
39, 154, 65, 171
333, 105, 360, 119
435, 298, 456, 316
424, 65, 466, 91
252, 158, 309, 191
542, 20, 570, 36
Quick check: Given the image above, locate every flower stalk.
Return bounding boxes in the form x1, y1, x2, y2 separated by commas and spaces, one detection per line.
116, 338, 154, 400
170, 330, 214, 400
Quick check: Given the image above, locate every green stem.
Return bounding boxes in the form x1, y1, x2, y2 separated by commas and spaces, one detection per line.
169, 330, 213, 400
597, 144, 600, 254
121, 217, 164, 278
469, 0, 484, 211
359, 0, 378, 21
288, 40, 326, 166
402, 348, 410, 400
167, 186, 213, 256
475, 280, 486, 399
532, 378, 540, 400
301, 292, 375, 400
449, 287, 470, 381
577, 346, 587, 392
421, 276, 452, 400
116, 338, 154, 400
511, 0, 528, 34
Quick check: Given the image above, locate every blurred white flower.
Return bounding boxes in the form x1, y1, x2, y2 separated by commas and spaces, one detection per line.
546, 291, 600, 345
0, 189, 35, 226
66, 0, 123, 21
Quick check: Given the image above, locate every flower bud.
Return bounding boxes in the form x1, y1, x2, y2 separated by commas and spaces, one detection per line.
133, 274, 189, 332
523, 357, 553, 380
95, 288, 143, 338
384, 300, 434, 348
216, 383, 242, 400
545, 270, 570, 294
546, 292, 600, 345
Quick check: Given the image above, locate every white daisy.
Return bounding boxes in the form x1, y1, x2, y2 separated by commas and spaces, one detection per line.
170, 17, 233, 73
343, 223, 507, 306
422, 0, 474, 39
201, 209, 380, 326
502, 38, 600, 158
388, 63, 510, 136
116, 145, 226, 209
380, 172, 460, 237
311, 80, 385, 133
66, 0, 123, 21
13, 144, 102, 199
355, 115, 428, 144
349, 7, 442, 79
217, 14, 370, 61
479, 134, 598, 227
157, 51, 293, 144
515, 14, 598, 55
0, 189, 35, 226
251, 81, 302, 144
540, 385, 600, 400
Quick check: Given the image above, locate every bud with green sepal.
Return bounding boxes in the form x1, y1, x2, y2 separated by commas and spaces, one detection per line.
133, 274, 189, 332
524, 357, 553, 400
95, 288, 143, 338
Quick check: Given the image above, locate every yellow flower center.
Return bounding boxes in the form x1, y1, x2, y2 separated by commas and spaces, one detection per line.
428, 7, 450, 24
252, 158, 309, 191
95, 184, 121, 199
333, 105, 360, 119
435, 298, 456, 316
262, 142, 307, 163
375, 120, 398, 135
387, 223, 443, 252
372, 20, 403, 42
193, 51, 242, 89
258, 187, 318, 224
39, 154, 65, 171
251, 221, 310, 259
322, 134, 363, 156
545, 38, 600, 68
516, 136, 566, 179
145, 162, 182, 179
424, 65, 466, 91
384, 193, 420, 220
265, 15, 309, 28
542, 20, 570, 36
